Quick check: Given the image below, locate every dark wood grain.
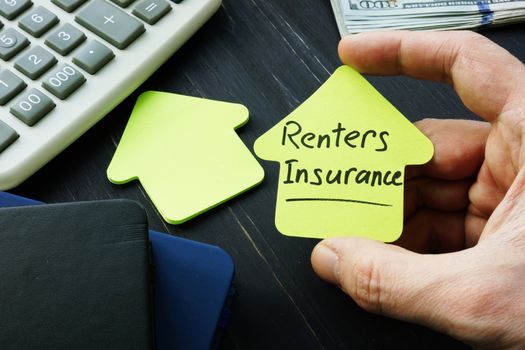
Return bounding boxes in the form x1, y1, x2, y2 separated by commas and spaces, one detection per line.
11, 1, 525, 349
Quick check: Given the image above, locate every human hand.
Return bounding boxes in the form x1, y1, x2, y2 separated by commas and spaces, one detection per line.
311, 31, 525, 349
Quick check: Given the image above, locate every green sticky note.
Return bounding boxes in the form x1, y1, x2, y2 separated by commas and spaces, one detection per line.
107, 91, 265, 224
254, 66, 434, 241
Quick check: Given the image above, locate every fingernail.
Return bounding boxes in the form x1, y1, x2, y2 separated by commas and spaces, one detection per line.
312, 243, 340, 284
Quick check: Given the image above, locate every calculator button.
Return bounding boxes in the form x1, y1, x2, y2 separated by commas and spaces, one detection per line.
42, 63, 85, 99
0, 69, 26, 104
75, 0, 145, 49
19, 6, 59, 38
0, 0, 32, 20
10, 88, 55, 126
73, 40, 114, 74
45, 23, 86, 56
133, 0, 171, 25
15, 45, 57, 79
110, 0, 134, 8
51, 0, 86, 13
0, 120, 18, 152
0, 28, 29, 60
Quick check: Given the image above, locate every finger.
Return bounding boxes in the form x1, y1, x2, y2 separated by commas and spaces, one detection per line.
465, 209, 487, 248
467, 170, 525, 246
476, 168, 525, 241
311, 238, 472, 333
406, 119, 489, 181
404, 177, 472, 219
468, 162, 507, 218
339, 31, 525, 121
397, 209, 466, 253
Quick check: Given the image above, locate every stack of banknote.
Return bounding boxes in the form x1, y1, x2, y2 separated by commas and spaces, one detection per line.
330, 0, 525, 36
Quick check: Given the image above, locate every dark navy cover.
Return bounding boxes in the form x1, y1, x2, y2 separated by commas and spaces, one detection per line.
0, 192, 234, 350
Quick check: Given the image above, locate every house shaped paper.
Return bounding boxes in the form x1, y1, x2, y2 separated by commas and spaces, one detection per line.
107, 91, 265, 224
254, 66, 434, 241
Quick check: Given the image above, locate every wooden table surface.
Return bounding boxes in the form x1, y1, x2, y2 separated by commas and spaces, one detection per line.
12, 1, 525, 349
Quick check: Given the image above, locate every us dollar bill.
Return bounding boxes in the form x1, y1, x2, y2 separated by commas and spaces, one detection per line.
331, 0, 525, 36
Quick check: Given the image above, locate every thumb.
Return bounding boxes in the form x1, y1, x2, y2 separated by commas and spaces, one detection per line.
311, 237, 468, 327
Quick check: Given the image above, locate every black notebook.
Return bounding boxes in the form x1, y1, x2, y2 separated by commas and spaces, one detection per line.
0, 200, 153, 350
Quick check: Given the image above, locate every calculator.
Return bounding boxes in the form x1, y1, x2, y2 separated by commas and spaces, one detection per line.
0, 0, 221, 189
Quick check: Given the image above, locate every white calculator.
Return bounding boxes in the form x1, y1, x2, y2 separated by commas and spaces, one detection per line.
0, 0, 221, 189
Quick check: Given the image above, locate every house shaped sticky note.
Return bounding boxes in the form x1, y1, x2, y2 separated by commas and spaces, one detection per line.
108, 91, 265, 224
254, 66, 434, 241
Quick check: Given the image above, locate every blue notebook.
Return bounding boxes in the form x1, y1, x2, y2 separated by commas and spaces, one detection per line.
0, 192, 234, 350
